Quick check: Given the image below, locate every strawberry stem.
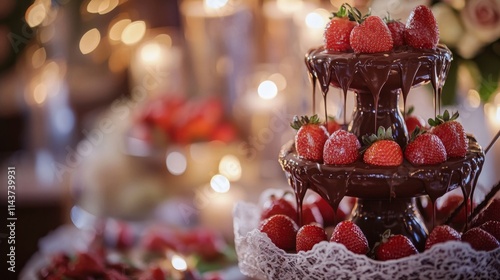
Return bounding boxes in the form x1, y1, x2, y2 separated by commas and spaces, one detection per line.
290, 114, 321, 130
428, 110, 459, 127
408, 126, 426, 143
330, 3, 367, 23
383, 12, 401, 24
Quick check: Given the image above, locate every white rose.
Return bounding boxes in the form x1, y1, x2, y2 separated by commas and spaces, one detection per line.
461, 0, 500, 43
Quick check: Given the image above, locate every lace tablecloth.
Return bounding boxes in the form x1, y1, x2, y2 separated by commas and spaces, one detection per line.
234, 201, 500, 280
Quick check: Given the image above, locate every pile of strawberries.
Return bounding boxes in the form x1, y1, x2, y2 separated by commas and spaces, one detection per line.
324, 4, 439, 53
258, 193, 500, 260
38, 251, 175, 280
134, 95, 237, 145
292, 109, 468, 167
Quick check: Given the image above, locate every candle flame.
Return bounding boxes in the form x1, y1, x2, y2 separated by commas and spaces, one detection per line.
258, 80, 278, 100
210, 174, 230, 193
204, 0, 229, 10
171, 254, 188, 271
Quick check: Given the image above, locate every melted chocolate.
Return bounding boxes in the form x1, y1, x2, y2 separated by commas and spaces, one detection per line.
280, 138, 484, 249
280, 138, 483, 201
305, 45, 452, 146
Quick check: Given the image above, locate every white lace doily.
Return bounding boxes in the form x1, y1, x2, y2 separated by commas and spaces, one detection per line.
234, 201, 500, 280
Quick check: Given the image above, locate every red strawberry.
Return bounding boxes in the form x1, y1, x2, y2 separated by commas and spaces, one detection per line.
296, 224, 328, 252
261, 193, 298, 223
291, 115, 329, 162
404, 129, 447, 165
302, 203, 324, 226
324, 3, 358, 51
375, 231, 418, 261
472, 198, 500, 227
325, 116, 341, 134
69, 252, 105, 276
310, 195, 355, 227
312, 196, 336, 227
429, 110, 468, 158
405, 5, 439, 49
350, 15, 393, 54
384, 16, 406, 46
479, 220, 500, 241
330, 221, 369, 255
138, 266, 165, 280
461, 227, 500, 251
425, 225, 461, 250
362, 127, 403, 166
436, 191, 474, 226
405, 116, 426, 135
404, 106, 426, 134
323, 130, 360, 165
259, 214, 299, 251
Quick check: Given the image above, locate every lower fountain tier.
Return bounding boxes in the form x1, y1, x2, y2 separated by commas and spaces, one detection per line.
279, 135, 484, 209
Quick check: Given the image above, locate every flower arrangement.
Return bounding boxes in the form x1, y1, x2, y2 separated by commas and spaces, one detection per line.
432, 0, 500, 104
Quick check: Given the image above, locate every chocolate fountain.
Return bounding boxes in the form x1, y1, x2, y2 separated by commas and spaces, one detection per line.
279, 45, 485, 251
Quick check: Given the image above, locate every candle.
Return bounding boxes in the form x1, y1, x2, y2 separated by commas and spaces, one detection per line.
180, 0, 253, 112
129, 28, 185, 97
296, 7, 330, 53
198, 178, 245, 239
262, 0, 300, 63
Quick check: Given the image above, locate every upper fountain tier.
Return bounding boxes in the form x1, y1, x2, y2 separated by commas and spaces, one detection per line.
305, 45, 452, 146
305, 45, 452, 98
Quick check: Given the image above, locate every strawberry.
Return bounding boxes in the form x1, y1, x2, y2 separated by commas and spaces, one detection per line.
330, 221, 369, 255
296, 224, 328, 252
471, 198, 500, 226
259, 214, 299, 251
312, 196, 336, 227
291, 115, 329, 162
436, 191, 474, 226
375, 231, 418, 261
479, 220, 500, 241
404, 106, 426, 135
428, 110, 468, 158
362, 127, 403, 166
138, 266, 165, 280
384, 15, 406, 46
461, 227, 500, 251
325, 116, 341, 134
302, 203, 324, 226
69, 252, 105, 276
405, 5, 439, 49
324, 3, 358, 51
404, 128, 447, 165
425, 225, 461, 250
323, 129, 361, 165
350, 15, 393, 54
261, 193, 298, 223
311, 195, 356, 227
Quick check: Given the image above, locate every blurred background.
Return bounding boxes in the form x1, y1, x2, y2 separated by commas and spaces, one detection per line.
0, 0, 499, 278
